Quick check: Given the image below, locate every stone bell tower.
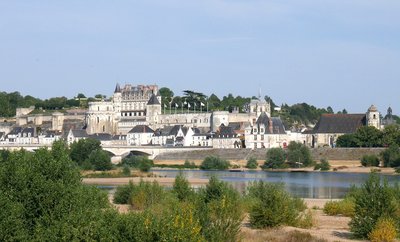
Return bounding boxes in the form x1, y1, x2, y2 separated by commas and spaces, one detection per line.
366, 104, 381, 130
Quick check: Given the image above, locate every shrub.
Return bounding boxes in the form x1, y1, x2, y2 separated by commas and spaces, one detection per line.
323, 199, 354, 217
350, 174, 399, 239
314, 158, 330, 171
200, 156, 230, 170
172, 172, 193, 201
296, 209, 315, 229
368, 217, 397, 242
113, 181, 136, 204
381, 144, 400, 167
197, 176, 243, 242
121, 156, 154, 172
361, 154, 380, 167
122, 165, 131, 176
183, 160, 197, 169
247, 181, 306, 228
263, 147, 286, 169
287, 141, 314, 167
129, 180, 165, 210
246, 157, 258, 169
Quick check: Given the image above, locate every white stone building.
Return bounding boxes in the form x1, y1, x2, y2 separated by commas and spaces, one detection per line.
127, 125, 154, 146
244, 112, 289, 149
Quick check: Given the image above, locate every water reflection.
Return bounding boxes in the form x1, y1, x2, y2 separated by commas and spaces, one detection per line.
151, 169, 399, 199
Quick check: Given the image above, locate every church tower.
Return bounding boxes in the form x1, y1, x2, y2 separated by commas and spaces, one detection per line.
366, 105, 381, 129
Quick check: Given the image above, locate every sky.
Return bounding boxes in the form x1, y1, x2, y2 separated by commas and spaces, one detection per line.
1, 0, 399, 114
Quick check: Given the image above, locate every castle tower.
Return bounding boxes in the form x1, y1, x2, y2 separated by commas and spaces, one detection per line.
146, 94, 162, 126
366, 105, 381, 129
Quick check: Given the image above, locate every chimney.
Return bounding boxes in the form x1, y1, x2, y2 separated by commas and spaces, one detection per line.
269, 119, 273, 133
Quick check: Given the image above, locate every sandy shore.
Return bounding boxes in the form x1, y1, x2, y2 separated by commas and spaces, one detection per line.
82, 177, 209, 186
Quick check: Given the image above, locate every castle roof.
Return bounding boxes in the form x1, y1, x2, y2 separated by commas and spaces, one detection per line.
114, 83, 121, 93
128, 125, 154, 134
147, 94, 160, 105
313, 114, 366, 134
255, 112, 286, 134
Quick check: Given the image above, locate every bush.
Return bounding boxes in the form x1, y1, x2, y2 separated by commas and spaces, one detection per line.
350, 173, 399, 239
200, 156, 230, 170
287, 141, 314, 167
172, 172, 193, 201
121, 156, 154, 172
381, 144, 400, 167
296, 209, 315, 229
122, 165, 131, 176
129, 180, 165, 210
247, 181, 306, 228
263, 147, 286, 169
323, 199, 354, 217
113, 181, 136, 204
183, 160, 197, 169
246, 157, 258, 169
197, 176, 243, 242
314, 158, 330, 171
368, 217, 397, 242
361, 154, 380, 167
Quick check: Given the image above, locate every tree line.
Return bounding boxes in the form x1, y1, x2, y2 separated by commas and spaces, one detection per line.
0, 91, 105, 117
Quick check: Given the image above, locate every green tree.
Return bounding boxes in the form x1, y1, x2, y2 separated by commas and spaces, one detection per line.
381, 124, 400, 147
354, 126, 382, 147
0, 144, 112, 241
207, 94, 221, 111
336, 134, 358, 147
263, 148, 286, 169
159, 87, 174, 107
381, 144, 400, 167
87, 149, 112, 171
69, 138, 101, 166
314, 158, 331, 171
286, 141, 313, 167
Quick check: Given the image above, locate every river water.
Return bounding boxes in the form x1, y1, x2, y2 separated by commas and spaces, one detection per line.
151, 169, 400, 199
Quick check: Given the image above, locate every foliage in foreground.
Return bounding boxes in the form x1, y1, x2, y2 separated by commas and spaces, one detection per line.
247, 181, 306, 228
349, 173, 400, 239
368, 217, 397, 242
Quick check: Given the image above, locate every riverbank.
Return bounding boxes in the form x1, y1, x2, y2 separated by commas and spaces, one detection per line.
82, 177, 209, 186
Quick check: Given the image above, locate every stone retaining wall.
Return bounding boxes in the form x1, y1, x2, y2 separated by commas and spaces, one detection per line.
154, 148, 386, 162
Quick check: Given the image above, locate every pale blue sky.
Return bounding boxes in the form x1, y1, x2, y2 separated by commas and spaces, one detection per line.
1, 0, 399, 114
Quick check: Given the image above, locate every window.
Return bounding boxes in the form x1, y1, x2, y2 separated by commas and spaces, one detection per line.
261, 135, 264, 140
254, 135, 257, 140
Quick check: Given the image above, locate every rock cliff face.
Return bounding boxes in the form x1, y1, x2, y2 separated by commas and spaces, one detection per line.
154, 148, 386, 162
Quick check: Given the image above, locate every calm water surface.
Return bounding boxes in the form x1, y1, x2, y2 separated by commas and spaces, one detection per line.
151, 169, 400, 199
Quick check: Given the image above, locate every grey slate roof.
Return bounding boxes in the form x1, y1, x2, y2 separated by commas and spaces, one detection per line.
256, 112, 286, 134
89, 133, 113, 141
8, 127, 23, 135
147, 94, 160, 105
128, 125, 154, 134
70, 129, 88, 138
215, 124, 237, 138
313, 114, 366, 134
